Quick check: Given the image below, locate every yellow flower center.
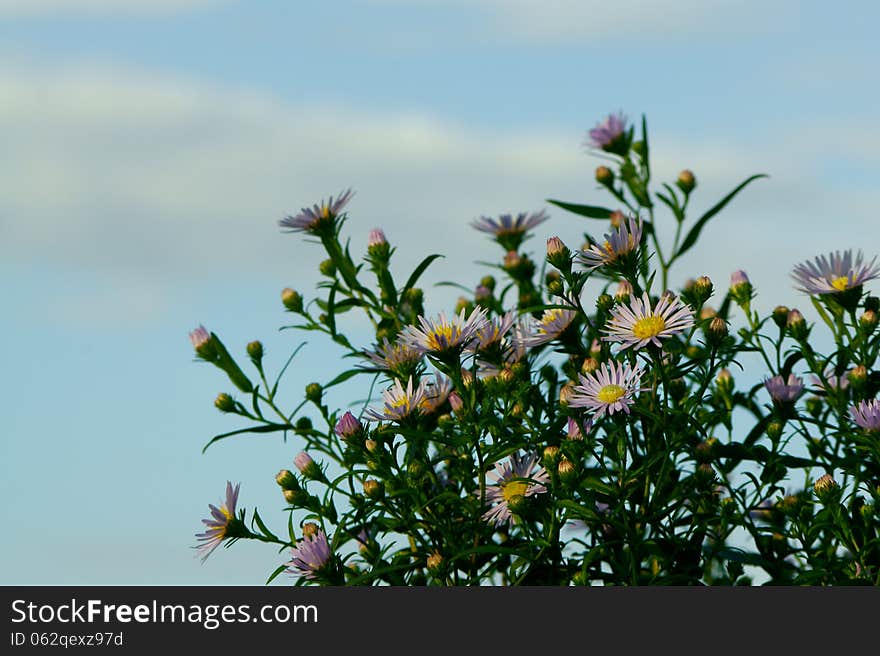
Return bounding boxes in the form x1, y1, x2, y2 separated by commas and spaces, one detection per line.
426, 325, 457, 351
502, 480, 529, 502
320, 205, 331, 219
830, 276, 850, 292
632, 314, 666, 340
390, 396, 410, 410
597, 384, 625, 404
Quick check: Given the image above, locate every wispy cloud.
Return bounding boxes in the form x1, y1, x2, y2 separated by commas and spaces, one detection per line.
1, 61, 876, 327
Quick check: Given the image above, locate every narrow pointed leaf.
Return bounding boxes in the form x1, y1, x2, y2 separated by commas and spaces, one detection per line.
546, 199, 614, 220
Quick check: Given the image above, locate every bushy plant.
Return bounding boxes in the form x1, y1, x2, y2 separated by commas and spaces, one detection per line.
190, 112, 880, 586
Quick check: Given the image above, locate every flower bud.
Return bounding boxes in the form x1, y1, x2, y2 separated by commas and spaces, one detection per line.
305, 382, 323, 404
566, 417, 590, 441
503, 250, 521, 271
246, 340, 263, 362
281, 287, 304, 313
559, 382, 575, 406
589, 339, 603, 358
302, 522, 319, 538
596, 293, 614, 313
282, 488, 307, 505
334, 411, 363, 441
557, 457, 578, 485
772, 305, 790, 329
729, 270, 753, 306
542, 445, 561, 468
813, 474, 839, 501
364, 439, 380, 453
676, 169, 696, 194
694, 437, 717, 463
806, 396, 823, 419
480, 275, 496, 291
699, 306, 717, 321
860, 309, 878, 334
275, 469, 299, 490
448, 391, 463, 413
474, 284, 492, 301
848, 364, 868, 389
214, 392, 236, 413
295, 451, 324, 481
546, 236, 571, 271
595, 165, 614, 186
547, 278, 565, 297
363, 479, 384, 500
706, 316, 728, 345
189, 325, 217, 362
295, 416, 313, 431
715, 368, 734, 394
454, 296, 472, 316
319, 258, 336, 276
367, 228, 390, 259
692, 275, 713, 305
581, 357, 599, 375
765, 421, 784, 441
695, 463, 716, 486
786, 309, 809, 340
615, 280, 633, 304
609, 210, 625, 228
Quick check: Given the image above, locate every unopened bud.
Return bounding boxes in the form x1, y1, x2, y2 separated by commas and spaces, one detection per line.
692, 276, 713, 305
848, 365, 868, 390
715, 368, 734, 394
676, 169, 696, 194
557, 457, 578, 485
772, 305, 790, 329
813, 474, 838, 501
860, 309, 878, 334
474, 284, 492, 301
281, 288, 304, 313
334, 411, 363, 440
596, 293, 614, 313
214, 392, 236, 413
699, 306, 717, 321
426, 551, 444, 574
363, 479, 384, 500
729, 270, 753, 306
786, 309, 809, 340
559, 382, 575, 406
246, 340, 263, 361
295, 451, 324, 481
302, 522, 319, 538
448, 392, 463, 413
547, 278, 565, 296
364, 439, 379, 453
765, 421, 784, 441
595, 165, 614, 186
367, 228, 390, 259
865, 296, 880, 313
542, 445, 561, 468
581, 357, 599, 375
546, 236, 571, 271
305, 382, 323, 404
295, 416, 313, 431
615, 280, 633, 304
275, 469, 299, 490
480, 275, 496, 291
589, 339, 603, 358
609, 210, 625, 228
454, 296, 472, 315
707, 316, 728, 344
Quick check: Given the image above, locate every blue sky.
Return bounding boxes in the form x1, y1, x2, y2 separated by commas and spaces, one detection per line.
2, 0, 879, 584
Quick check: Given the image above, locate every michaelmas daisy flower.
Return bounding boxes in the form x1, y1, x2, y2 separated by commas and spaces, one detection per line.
482, 453, 550, 527
791, 249, 880, 295
568, 360, 645, 417
603, 291, 695, 351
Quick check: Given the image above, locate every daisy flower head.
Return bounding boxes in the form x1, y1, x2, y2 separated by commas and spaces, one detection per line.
471, 210, 549, 251
194, 481, 244, 562
401, 306, 489, 358
467, 310, 517, 353
286, 528, 333, 581
419, 373, 453, 414
569, 359, 645, 418
519, 307, 577, 348
363, 336, 423, 378
586, 111, 629, 154
279, 188, 355, 236
365, 376, 427, 423
792, 250, 880, 296
603, 291, 695, 351
482, 453, 550, 527
764, 374, 805, 404
850, 399, 880, 432
577, 215, 643, 272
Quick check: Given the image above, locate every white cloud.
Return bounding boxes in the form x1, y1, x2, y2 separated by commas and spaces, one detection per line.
1, 61, 877, 329
368, 0, 794, 43
0, 0, 220, 16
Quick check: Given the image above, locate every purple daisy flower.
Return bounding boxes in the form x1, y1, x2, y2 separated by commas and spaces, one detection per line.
577, 215, 643, 271
471, 210, 549, 237
467, 310, 518, 352
365, 376, 428, 422
482, 453, 550, 527
586, 112, 627, 151
279, 188, 355, 234
850, 399, 880, 431
286, 529, 332, 580
791, 249, 880, 295
363, 336, 424, 376
568, 359, 646, 417
400, 306, 488, 355
519, 307, 578, 348
603, 291, 695, 351
194, 481, 241, 562
419, 372, 453, 414
764, 374, 805, 404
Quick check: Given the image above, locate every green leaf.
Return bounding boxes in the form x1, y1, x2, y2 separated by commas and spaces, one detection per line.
401, 253, 444, 297
323, 367, 376, 389
675, 174, 768, 259
201, 423, 288, 453
271, 341, 307, 397
546, 199, 614, 220
265, 564, 288, 585
252, 508, 279, 541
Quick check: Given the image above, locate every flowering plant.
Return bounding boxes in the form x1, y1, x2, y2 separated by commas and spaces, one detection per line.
190, 113, 880, 586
